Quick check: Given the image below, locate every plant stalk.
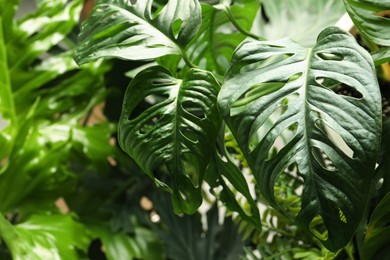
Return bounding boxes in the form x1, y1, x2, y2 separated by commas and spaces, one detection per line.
181, 49, 198, 69
224, 6, 265, 41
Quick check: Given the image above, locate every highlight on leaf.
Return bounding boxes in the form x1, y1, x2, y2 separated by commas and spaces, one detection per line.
74, 0, 202, 64
343, 0, 390, 46
218, 27, 382, 251
118, 66, 221, 214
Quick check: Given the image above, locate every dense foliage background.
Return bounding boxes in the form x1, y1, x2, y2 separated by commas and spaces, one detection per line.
0, 0, 389, 259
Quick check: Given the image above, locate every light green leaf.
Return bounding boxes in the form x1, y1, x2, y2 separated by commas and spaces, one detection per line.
0, 0, 20, 40
0, 214, 90, 260
343, 0, 390, 46
8, 0, 82, 68
362, 192, 390, 260
218, 27, 381, 251
75, 0, 201, 64
0, 17, 17, 160
1, 0, 84, 160
0, 0, 110, 213
253, 0, 346, 47
118, 66, 221, 214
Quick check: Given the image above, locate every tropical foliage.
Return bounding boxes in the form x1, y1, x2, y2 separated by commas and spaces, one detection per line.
0, 0, 389, 259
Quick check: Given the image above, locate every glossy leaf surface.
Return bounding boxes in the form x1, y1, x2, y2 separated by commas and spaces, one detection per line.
119, 66, 221, 214
218, 27, 381, 250
75, 0, 201, 64
343, 0, 390, 46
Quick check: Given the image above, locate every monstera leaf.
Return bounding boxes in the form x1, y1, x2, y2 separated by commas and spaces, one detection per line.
118, 66, 221, 214
218, 27, 381, 250
343, 0, 390, 46
75, 0, 201, 64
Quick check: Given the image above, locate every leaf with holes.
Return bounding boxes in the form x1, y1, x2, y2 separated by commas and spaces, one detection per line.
218, 27, 382, 251
118, 66, 221, 214
343, 0, 390, 46
74, 0, 201, 64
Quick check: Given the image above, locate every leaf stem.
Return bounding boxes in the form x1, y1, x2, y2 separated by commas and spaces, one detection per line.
224, 6, 264, 41
180, 49, 198, 69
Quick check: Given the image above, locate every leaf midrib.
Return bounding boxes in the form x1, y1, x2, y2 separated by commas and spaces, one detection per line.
301, 47, 324, 214
111, 4, 182, 54
172, 79, 184, 182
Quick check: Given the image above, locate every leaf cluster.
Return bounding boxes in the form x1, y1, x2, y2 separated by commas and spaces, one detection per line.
1, 0, 390, 259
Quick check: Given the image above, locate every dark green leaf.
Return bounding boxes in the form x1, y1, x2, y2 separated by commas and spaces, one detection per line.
75, 0, 201, 64
374, 118, 390, 201
119, 66, 221, 214
153, 194, 245, 260
362, 192, 390, 260
218, 27, 381, 251
0, 15, 17, 160
206, 131, 261, 229
343, 0, 390, 46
